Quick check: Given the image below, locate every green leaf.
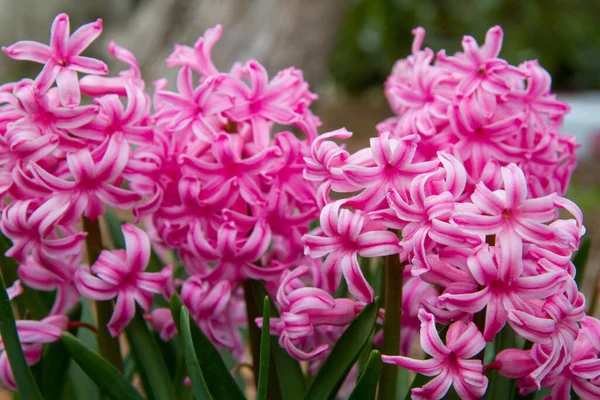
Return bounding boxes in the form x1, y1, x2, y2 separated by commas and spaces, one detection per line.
257, 297, 271, 400
170, 293, 184, 333
305, 298, 380, 400
348, 350, 383, 400
246, 280, 305, 400
68, 299, 99, 400
124, 311, 176, 400
36, 304, 82, 398
61, 332, 144, 400
181, 305, 246, 400
0, 270, 43, 400
180, 307, 212, 400
573, 237, 591, 287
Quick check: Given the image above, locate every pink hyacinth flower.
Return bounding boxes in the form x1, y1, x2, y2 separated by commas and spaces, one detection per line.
147, 308, 177, 342
223, 60, 302, 149
382, 310, 488, 400
30, 134, 141, 222
452, 163, 568, 283
303, 201, 401, 302
436, 26, 526, 99
180, 133, 280, 207
187, 219, 282, 282
2, 13, 108, 106
75, 223, 174, 336
259, 266, 357, 361
439, 244, 568, 341
0, 198, 86, 262
342, 132, 439, 211
18, 253, 80, 315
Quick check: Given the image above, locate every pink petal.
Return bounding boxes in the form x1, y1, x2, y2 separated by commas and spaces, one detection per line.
439, 286, 491, 314
122, 224, 150, 273
69, 56, 109, 75
356, 231, 400, 257
67, 19, 103, 55
411, 369, 453, 400
1, 41, 52, 63
97, 183, 141, 209
451, 213, 503, 234
50, 13, 70, 57
107, 290, 136, 337
471, 182, 505, 215
370, 133, 393, 166
496, 229, 523, 283
447, 322, 485, 359
501, 164, 527, 209
381, 356, 444, 376
74, 269, 118, 300
340, 253, 374, 303
238, 220, 272, 261
483, 294, 508, 341
418, 310, 450, 358
56, 68, 81, 107
137, 265, 174, 299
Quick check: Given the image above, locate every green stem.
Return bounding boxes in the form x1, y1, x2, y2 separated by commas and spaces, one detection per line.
378, 253, 404, 400
243, 279, 261, 388
83, 217, 123, 372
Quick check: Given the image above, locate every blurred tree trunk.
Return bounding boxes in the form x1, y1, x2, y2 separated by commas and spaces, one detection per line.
107, 0, 348, 86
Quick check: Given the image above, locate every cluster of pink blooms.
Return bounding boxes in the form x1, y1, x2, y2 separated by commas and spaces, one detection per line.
0, 12, 332, 387
300, 26, 600, 399
0, 12, 598, 399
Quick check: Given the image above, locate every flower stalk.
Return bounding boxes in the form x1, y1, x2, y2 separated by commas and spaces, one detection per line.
378, 252, 404, 400
83, 217, 123, 372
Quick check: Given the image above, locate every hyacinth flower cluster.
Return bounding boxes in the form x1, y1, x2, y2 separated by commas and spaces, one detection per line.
0, 12, 597, 400
0, 11, 347, 395
297, 26, 600, 399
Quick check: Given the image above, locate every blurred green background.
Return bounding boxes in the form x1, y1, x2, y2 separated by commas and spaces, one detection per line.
331, 0, 600, 93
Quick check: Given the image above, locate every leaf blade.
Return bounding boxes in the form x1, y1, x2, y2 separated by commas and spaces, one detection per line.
0, 270, 43, 400
61, 332, 144, 400
305, 298, 380, 400
257, 296, 271, 400
246, 280, 305, 400
348, 350, 383, 400
180, 307, 212, 400
187, 306, 246, 400
124, 311, 176, 400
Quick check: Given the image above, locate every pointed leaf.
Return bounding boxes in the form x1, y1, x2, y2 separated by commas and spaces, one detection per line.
247, 280, 305, 400
61, 332, 144, 400
257, 296, 271, 400
348, 350, 383, 400
124, 310, 176, 400
37, 304, 82, 398
180, 307, 212, 400
305, 298, 380, 400
181, 305, 246, 399
0, 270, 43, 400
170, 293, 184, 333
